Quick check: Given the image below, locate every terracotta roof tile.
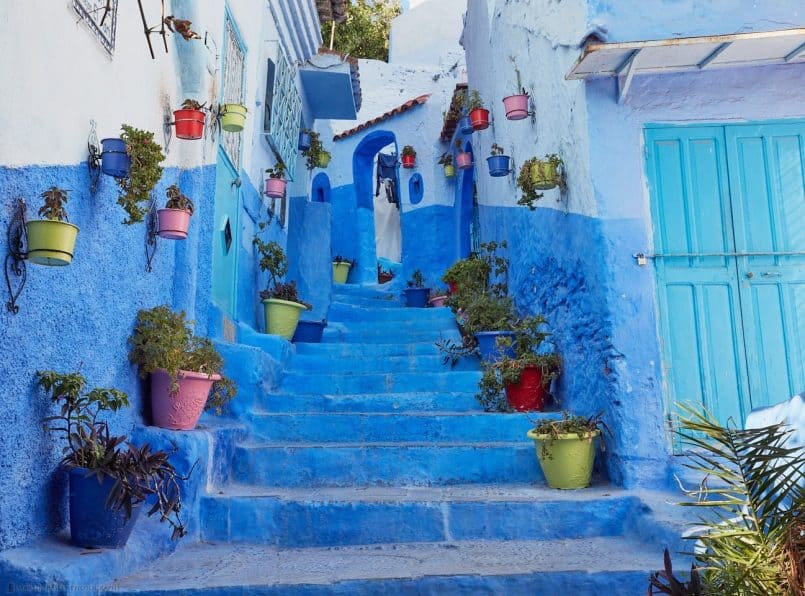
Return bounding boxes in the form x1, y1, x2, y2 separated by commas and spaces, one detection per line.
333, 94, 431, 142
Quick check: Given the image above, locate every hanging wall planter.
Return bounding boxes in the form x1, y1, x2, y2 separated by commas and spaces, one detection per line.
401, 145, 417, 169
265, 161, 287, 199
157, 184, 194, 240
458, 115, 475, 135
438, 153, 455, 177
456, 151, 473, 170
529, 155, 563, 190
487, 144, 511, 177
298, 130, 312, 151
173, 100, 206, 140
317, 151, 332, 168
502, 93, 530, 121
468, 91, 490, 131
100, 138, 130, 178
26, 187, 79, 266
220, 103, 247, 132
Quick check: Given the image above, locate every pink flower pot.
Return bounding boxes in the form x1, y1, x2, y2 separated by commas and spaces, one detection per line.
157, 209, 191, 240
265, 177, 287, 199
502, 94, 529, 120
469, 108, 490, 130
456, 152, 473, 170
150, 369, 221, 430
429, 295, 448, 307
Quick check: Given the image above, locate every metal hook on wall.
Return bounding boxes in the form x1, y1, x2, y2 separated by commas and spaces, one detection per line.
87, 120, 102, 195
4, 199, 28, 314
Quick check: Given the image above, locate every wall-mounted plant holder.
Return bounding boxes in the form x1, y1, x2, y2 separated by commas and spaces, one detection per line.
162, 102, 173, 153
144, 198, 159, 273
100, 138, 130, 178
487, 155, 512, 177
220, 103, 247, 132
86, 120, 102, 195
4, 198, 27, 314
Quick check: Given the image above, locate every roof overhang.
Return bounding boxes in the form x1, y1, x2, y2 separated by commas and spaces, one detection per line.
567, 28, 805, 102
300, 50, 361, 120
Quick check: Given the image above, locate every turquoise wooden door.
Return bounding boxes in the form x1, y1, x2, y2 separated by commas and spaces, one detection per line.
647, 121, 805, 429
211, 149, 240, 316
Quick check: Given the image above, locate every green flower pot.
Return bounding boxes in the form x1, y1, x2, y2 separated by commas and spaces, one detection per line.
262, 298, 306, 339
444, 164, 456, 178
529, 160, 559, 190
317, 152, 331, 168
25, 220, 80, 266
221, 103, 247, 132
527, 429, 599, 489
332, 262, 351, 284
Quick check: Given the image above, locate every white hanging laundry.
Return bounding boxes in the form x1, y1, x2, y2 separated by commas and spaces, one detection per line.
374, 178, 401, 262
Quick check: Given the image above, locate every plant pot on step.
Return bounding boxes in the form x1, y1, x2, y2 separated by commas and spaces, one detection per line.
265, 177, 287, 199
458, 115, 475, 135
69, 467, 142, 548
475, 331, 517, 362
173, 109, 206, 140
429, 295, 448, 307
487, 155, 511, 177
527, 429, 600, 489
100, 138, 130, 178
505, 366, 548, 411
292, 320, 327, 343
456, 152, 473, 170
150, 368, 221, 430
469, 108, 490, 130
220, 103, 247, 132
403, 287, 430, 308
332, 261, 351, 284
502, 94, 529, 120
262, 298, 307, 339
26, 220, 79, 266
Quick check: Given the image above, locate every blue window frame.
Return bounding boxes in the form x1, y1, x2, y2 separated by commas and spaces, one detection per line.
264, 43, 302, 181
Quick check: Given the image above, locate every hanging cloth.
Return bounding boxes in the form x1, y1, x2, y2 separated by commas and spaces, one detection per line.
375, 152, 399, 208
374, 179, 401, 262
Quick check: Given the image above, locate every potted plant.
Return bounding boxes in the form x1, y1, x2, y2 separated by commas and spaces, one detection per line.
429, 288, 449, 307
265, 160, 287, 199
116, 125, 165, 224
516, 157, 545, 210
128, 306, 237, 430
100, 137, 131, 178
401, 145, 417, 169
476, 315, 561, 411
303, 131, 330, 171
253, 237, 311, 338
173, 99, 206, 140
455, 139, 473, 170
502, 66, 529, 120
438, 152, 455, 178
530, 154, 564, 190
466, 293, 518, 362
332, 255, 353, 284
451, 89, 474, 135
26, 187, 80, 266
292, 318, 327, 343
378, 265, 394, 284
468, 90, 490, 130
403, 269, 430, 308
37, 370, 190, 548
298, 128, 313, 151
158, 184, 194, 240
487, 143, 511, 177
526, 413, 607, 489
220, 102, 248, 132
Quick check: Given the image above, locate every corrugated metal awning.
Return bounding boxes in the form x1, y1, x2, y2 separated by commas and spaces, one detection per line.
567, 28, 805, 102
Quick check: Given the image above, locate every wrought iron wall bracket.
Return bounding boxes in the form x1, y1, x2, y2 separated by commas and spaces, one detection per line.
87, 119, 102, 195
162, 101, 173, 153
145, 198, 159, 273
4, 198, 28, 314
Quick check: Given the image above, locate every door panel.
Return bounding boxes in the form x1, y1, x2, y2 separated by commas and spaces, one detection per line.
211, 151, 240, 316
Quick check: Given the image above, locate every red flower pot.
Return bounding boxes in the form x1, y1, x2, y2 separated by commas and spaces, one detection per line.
469, 108, 490, 130
265, 177, 287, 198
157, 209, 191, 240
505, 366, 548, 411
448, 281, 458, 293
402, 155, 416, 169
173, 109, 206, 140
456, 152, 473, 170
502, 94, 529, 120
150, 369, 221, 430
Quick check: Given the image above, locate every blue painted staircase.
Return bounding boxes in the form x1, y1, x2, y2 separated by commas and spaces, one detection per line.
61, 285, 687, 594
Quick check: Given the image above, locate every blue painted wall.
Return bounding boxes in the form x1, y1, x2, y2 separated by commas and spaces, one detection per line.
287, 197, 332, 320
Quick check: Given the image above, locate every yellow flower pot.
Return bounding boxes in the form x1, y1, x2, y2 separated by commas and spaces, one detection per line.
25, 220, 80, 266
529, 160, 559, 190
527, 429, 599, 489
262, 298, 306, 339
444, 164, 456, 178
221, 103, 247, 132
332, 262, 351, 284
317, 151, 331, 168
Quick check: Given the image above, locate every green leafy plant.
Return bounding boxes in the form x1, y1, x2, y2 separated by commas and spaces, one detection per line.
490, 143, 505, 157
467, 90, 485, 112
438, 152, 453, 167
408, 269, 425, 288
321, 0, 401, 61
180, 99, 205, 110
265, 160, 286, 180
38, 187, 70, 221
253, 237, 311, 308
37, 370, 191, 540
164, 184, 194, 214
402, 145, 416, 158
117, 125, 165, 224
128, 306, 237, 414
665, 405, 805, 596
530, 412, 607, 459
517, 157, 544, 210
302, 131, 327, 171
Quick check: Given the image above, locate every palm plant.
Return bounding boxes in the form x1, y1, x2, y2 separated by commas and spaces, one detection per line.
662, 405, 805, 596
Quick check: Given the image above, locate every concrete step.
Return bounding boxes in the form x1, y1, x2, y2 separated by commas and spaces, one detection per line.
232, 441, 542, 487
294, 341, 444, 358
328, 301, 456, 323
331, 283, 399, 299
321, 327, 461, 344
280, 370, 482, 395
108, 538, 659, 595
259, 392, 484, 413
199, 484, 638, 547
324, 317, 457, 335
248, 411, 547, 443
289, 353, 477, 374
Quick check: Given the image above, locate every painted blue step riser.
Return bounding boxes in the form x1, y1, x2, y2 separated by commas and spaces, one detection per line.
321, 330, 460, 344
260, 393, 485, 413
281, 371, 481, 395
233, 445, 543, 487
249, 413, 539, 443
331, 284, 398, 297
329, 303, 456, 323
330, 295, 404, 307
325, 320, 457, 334
109, 571, 652, 595
295, 343, 444, 358
289, 355, 477, 374
200, 497, 638, 546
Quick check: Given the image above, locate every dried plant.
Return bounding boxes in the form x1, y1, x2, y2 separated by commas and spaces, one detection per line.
164, 184, 194, 214
38, 187, 70, 221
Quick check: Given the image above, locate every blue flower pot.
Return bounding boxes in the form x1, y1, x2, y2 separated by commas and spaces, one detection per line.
69, 467, 141, 549
487, 155, 511, 177
100, 138, 130, 178
475, 331, 517, 362
403, 287, 430, 308
292, 319, 327, 343
458, 116, 474, 135
298, 131, 312, 151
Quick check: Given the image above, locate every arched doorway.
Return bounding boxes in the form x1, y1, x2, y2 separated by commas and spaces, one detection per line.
457, 141, 476, 259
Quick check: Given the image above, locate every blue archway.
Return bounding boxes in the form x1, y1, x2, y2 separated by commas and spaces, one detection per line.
311, 172, 331, 203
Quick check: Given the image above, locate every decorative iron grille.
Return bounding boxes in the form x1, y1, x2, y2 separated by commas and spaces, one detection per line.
221, 17, 246, 167
73, 0, 118, 57
267, 46, 301, 181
